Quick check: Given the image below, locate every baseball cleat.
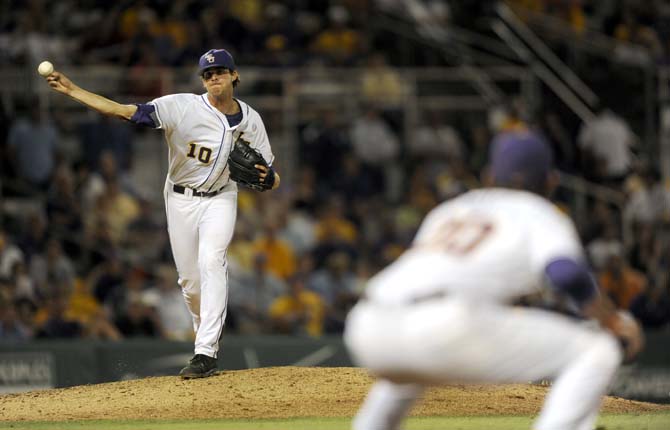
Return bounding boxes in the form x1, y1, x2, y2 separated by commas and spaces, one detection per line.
179, 354, 218, 379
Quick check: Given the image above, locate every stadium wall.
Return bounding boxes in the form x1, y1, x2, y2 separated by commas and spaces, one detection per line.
0, 333, 668, 403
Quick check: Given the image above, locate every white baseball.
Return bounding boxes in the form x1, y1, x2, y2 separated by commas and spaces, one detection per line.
37, 61, 54, 77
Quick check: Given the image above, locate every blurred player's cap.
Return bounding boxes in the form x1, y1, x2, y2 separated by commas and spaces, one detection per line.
489, 131, 553, 191
198, 49, 236, 74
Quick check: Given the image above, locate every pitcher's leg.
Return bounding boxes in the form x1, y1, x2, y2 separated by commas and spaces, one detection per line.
352, 379, 424, 430
534, 333, 622, 430
178, 277, 201, 332
194, 192, 237, 358
164, 191, 201, 334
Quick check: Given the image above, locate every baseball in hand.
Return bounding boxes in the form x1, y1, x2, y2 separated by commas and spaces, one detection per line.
37, 61, 54, 77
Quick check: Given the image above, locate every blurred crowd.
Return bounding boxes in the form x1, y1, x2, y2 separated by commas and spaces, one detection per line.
510, 0, 670, 62
0, 0, 376, 69
1, 1, 670, 342
4, 0, 670, 70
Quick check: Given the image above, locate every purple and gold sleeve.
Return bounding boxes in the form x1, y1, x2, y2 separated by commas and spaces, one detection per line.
129, 103, 159, 128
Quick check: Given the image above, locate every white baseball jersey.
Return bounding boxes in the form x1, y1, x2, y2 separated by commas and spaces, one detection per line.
146, 93, 275, 359
345, 188, 622, 430
364, 188, 584, 305
150, 94, 274, 191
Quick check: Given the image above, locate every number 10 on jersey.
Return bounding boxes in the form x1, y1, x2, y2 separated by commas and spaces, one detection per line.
187, 142, 212, 164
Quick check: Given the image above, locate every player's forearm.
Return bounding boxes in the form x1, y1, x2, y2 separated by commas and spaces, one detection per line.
582, 292, 617, 325
68, 86, 137, 120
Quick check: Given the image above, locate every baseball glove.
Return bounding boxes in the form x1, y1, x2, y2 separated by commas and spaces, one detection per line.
228, 135, 274, 191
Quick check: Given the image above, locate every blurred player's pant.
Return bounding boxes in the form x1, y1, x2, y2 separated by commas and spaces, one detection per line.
345, 297, 622, 430
165, 182, 238, 358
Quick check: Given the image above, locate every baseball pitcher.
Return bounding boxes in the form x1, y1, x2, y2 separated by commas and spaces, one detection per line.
344, 132, 643, 430
42, 49, 280, 378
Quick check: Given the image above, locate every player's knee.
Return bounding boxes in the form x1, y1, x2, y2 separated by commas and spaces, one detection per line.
198, 250, 226, 273
585, 333, 623, 372
178, 278, 200, 296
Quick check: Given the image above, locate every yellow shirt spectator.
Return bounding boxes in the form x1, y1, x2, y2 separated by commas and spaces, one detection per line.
253, 237, 297, 280
269, 285, 325, 337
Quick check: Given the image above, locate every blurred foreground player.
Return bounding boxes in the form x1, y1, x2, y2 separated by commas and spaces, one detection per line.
344, 131, 643, 430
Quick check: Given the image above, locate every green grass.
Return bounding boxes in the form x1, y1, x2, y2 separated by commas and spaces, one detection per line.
1, 413, 669, 430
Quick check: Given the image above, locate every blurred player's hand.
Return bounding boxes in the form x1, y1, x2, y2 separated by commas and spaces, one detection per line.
608, 311, 644, 364
46, 72, 76, 95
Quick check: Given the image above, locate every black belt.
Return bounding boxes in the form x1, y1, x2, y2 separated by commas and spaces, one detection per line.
173, 184, 224, 198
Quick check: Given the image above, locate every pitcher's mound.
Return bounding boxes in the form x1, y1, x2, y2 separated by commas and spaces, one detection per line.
1, 367, 667, 422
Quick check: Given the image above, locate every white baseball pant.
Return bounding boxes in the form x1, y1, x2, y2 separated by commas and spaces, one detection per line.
164, 181, 237, 358
345, 297, 623, 430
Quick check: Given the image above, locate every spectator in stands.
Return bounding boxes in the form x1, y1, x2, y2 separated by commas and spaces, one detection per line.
623, 169, 655, 226
279, 200, 317, 258
46, 164, 83, 236
306, 252, 359, 333
10, 260, 38, 307
300, 109, 351, 192
89, 253, 125, 306
98, 178, 140, 245
360, 52, 404, 108
252, 219, 297, 280
17, 210, 49, 262
229, 252, 287, 334
0, 297, 32, 341
587, 221, 625, 271
331, 152, 378, 205
613, 9, 664, 59
598, 252, 647, 310
0, 229, 24, 281
35, 292, 84, 339
312, 195, 359, 268
577, 106, 636, 183
434, 157, 479, 200
257, 2, 299, 68
228, 216, 257, 272
580, 201, 615, 244
73, 160, 105, 213
79, 114, 134, 174
13, 297, 37, 339
125, 42, 165, 98
631, 274, 670, 329
310, 5, 364, 66
123, 198, 165, 266
467, 124, 492, 174
29, 238, 75, 300
114, 294, 162, 338
7, 102, 57, 192
489, 100, 528, 134
411, 111, 464, 163
142, 265, 192, 340
629, 221, 657, 273
648, 169, 670, 223
350, 106, 400, 198
269, 274, 325, 337
80, 213, 116, 271
292, 166, 320, 215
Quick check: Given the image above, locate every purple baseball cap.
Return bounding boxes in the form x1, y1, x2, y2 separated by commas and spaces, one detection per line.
198, 49, 236, 75
489, 131, 553, 190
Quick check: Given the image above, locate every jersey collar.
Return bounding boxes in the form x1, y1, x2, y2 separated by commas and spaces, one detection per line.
201, 94, 247, 129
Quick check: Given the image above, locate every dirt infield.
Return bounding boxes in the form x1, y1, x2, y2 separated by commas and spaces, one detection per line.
1, 367, 667, 422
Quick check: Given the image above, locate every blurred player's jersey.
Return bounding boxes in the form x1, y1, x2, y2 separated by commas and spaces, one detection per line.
151, 94, 274, 192
365, 188, 584, 305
